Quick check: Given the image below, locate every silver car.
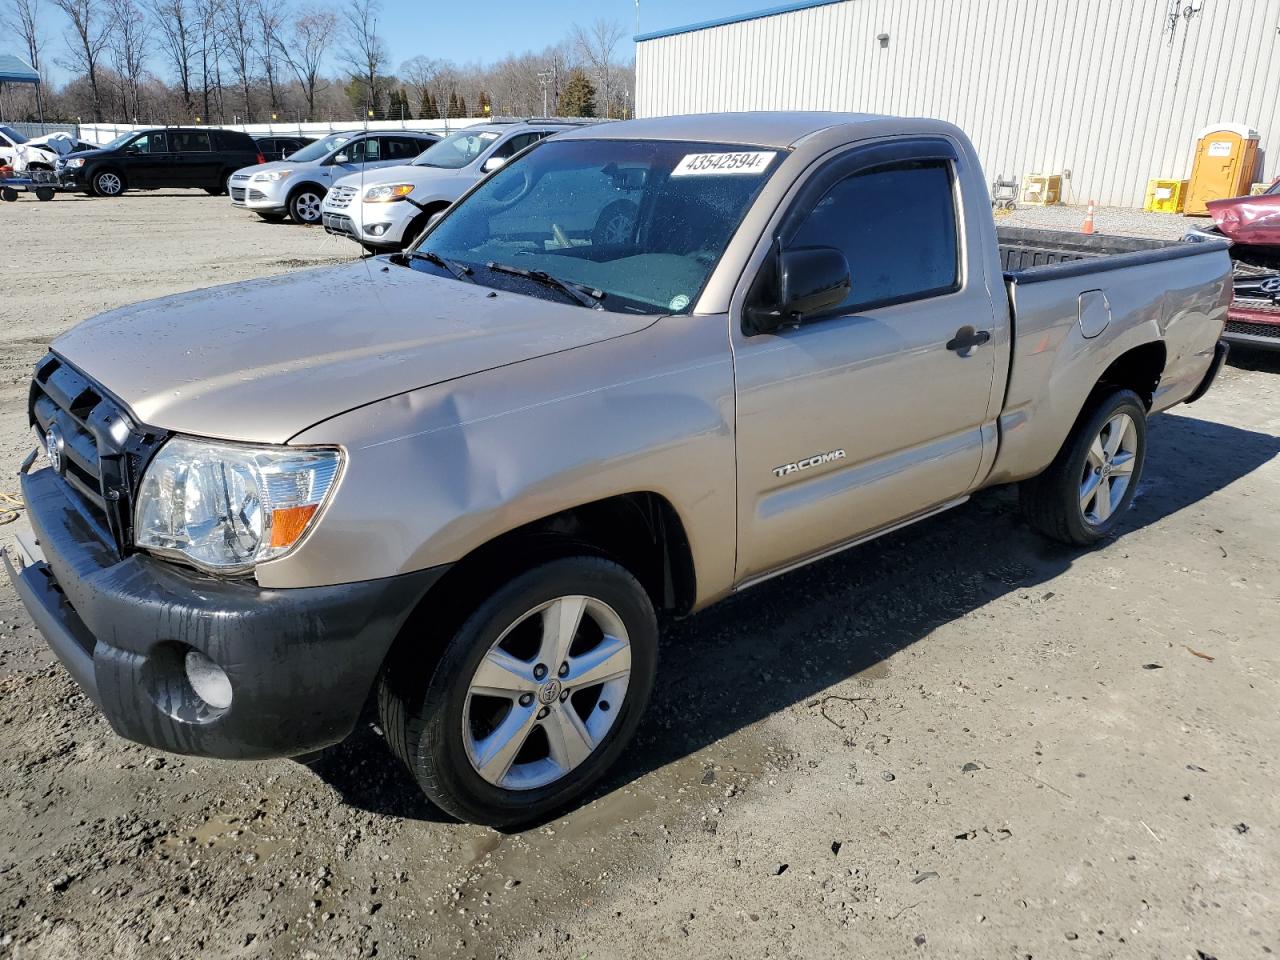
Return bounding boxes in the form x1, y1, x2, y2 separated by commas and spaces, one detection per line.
229, 130, 440, 224
320, 121, 584, 250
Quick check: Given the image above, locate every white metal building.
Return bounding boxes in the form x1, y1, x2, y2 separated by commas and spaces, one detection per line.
635, 0, 1280, 207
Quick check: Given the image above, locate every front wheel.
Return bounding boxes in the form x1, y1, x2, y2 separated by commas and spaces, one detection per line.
1021, 388, 1147, 545
91, 169, 124, 197
378, 556, 657, 826
288, 187, 324, 224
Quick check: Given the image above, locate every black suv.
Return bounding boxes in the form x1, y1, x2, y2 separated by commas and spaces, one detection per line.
56, 127, 263, 197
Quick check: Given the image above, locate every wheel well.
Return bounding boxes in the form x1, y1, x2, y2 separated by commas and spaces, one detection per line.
401, 493, 695, 645
1096, 341, 1166, 408
406, 201, 450, 242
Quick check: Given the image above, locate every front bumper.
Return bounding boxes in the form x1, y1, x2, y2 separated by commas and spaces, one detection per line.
5, 465, 446, 760
1223, 309, 1280, 351
231, 178, 289, 211
322, 200, 414, 248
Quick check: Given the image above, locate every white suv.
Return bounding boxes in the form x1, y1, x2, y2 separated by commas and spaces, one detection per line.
229, 130, 440, 224
320, 121, 588, 251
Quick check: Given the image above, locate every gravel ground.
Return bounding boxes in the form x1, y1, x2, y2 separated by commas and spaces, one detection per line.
0, 192, 1277, 960
999, 202, 1203, 240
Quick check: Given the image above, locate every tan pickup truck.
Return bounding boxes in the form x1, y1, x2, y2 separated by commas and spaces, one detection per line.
6, 113, 1231, 825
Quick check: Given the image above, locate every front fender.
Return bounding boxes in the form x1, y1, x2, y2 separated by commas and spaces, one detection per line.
265, 313, 739, 609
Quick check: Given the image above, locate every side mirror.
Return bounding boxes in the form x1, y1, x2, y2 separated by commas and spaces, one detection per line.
746, 246, 851, 334
481, 155, 507, 173
333, 152, 350, 165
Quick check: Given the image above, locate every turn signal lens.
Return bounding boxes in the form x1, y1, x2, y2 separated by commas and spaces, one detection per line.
270, 503, 320, 549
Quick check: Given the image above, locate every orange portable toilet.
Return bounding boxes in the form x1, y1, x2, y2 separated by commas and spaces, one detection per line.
1185, 124, 1260, 215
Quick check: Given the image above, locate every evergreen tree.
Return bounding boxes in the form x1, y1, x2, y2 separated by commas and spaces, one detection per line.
479, 91, 491, 116
457, 95, 468, 117
448, 91, 459, 117
418, 88, 434, 119
560, 68, 597, 118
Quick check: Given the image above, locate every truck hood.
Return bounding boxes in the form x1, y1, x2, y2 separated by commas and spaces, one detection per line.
52, 260, 657, 444
1207, 194, 1280, 245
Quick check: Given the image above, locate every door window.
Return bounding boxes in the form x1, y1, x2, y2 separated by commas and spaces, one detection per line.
172, 130, 212, 152
787, 160, 959, 313
384, 136, 426, 160
130, 132, 168, 154
491, 132, 547, 161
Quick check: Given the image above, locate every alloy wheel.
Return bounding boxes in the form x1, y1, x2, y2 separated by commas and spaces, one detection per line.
97, 172, 122, 196
462, 595, 632, 791
1079, 412, 1138, 526
294, 191, 322, 223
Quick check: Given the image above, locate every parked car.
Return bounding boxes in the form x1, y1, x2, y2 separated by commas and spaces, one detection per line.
253, 134, 316, 162
229, 130, 440, 224
6, 113, 1231, 826
1185, 187, 1280, 351
320, 120, 583, 251
54, 127, 264, 197
0, 126, 97, 173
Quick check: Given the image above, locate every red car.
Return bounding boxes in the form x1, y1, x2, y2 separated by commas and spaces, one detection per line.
1189, 184, 1280, 351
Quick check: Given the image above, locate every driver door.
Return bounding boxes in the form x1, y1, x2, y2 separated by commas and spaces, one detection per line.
731, 138, 1002, 584
125, 132, 171, 187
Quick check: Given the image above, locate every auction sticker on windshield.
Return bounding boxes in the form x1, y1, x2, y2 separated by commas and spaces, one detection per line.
671, 152, 778, 176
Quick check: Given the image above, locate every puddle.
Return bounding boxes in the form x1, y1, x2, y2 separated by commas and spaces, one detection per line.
160, 812, 284, 864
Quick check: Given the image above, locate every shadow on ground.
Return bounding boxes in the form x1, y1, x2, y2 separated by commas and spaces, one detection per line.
309, 411, 1280, 825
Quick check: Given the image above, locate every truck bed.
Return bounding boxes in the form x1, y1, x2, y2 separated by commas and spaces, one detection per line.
998, 226, 1223, 283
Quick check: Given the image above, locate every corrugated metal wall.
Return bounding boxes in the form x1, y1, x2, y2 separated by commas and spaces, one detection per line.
636, 0, 1280, 207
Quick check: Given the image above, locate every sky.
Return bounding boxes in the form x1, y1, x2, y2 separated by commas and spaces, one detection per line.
30, 0, 765, 84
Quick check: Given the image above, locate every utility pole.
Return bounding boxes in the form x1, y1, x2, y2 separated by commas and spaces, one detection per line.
537, 68, 554, 118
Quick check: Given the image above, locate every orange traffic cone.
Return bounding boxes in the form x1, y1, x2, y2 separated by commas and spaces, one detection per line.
1081, 199, 1097, 235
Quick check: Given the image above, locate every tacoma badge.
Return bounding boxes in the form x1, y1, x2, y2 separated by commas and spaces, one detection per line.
773, 449, 846, 478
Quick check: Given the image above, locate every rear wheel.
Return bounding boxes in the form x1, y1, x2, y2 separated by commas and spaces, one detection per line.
1021, 389, 1147, 545
288, 187, 324, 224
91, 169, 124, 197
378, 556, 657, 826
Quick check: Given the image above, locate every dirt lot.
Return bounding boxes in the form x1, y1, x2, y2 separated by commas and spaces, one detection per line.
1, 191, 1277, 960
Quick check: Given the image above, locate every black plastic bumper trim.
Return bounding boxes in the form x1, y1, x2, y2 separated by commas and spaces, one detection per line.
8, 465, 449, 760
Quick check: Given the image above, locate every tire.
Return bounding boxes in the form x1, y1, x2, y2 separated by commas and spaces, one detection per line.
255, 211, 287, 222
1021, 388, 1147, 545
288, 186, 325, 224
378, 556, 658, 826
204, 170, 235, 196
91, 169, 125, 197
35, 186, 56, 202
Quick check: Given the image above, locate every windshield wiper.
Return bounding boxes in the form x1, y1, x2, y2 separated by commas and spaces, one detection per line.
407, 250, 475, 283
485, 261, 605, 310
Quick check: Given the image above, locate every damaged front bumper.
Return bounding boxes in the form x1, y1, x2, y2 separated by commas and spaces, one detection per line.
4, 464, 446, 760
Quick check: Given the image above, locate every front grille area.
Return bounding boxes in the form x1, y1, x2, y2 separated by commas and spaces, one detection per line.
230, 187, 246, 201
1232, 297, 1280, 314
29, 354, 166, 552
326, 185, 357, 210
247, 189, 267, 202
1225, 320, 1280, 340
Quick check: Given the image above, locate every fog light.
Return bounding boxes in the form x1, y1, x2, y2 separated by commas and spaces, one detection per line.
369, 223, 388, 236
184, 650, 233, 710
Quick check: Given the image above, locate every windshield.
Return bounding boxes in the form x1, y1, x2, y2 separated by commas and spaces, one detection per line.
1266, 180, 1280, 196
288, 132, 354, 163
101, 132, 137, 150
411, 139, 782, 314
0, 125, 27, 144
413, 129, 501, 169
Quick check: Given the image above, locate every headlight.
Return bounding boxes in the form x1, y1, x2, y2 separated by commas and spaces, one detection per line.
134, 437, 342, 574
251, 170, 291, 182
364, 183, 414, 202
65, 157, 85, 169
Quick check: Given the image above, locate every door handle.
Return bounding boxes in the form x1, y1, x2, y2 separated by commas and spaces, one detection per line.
946, 327, 992, 352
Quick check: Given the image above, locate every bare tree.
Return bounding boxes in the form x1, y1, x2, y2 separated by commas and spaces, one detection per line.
253, 0, 284, 114
149, 0, 197, 114
52, 0, 113, 121
572, 19, 625, 118
340, 0, 388, 116
280, 8, 335, 118
194, 0, 224, 119
399, 54, 440, 113
2, 0, 44, 75
219, 0, 256, 118
108, 0, 149, 119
